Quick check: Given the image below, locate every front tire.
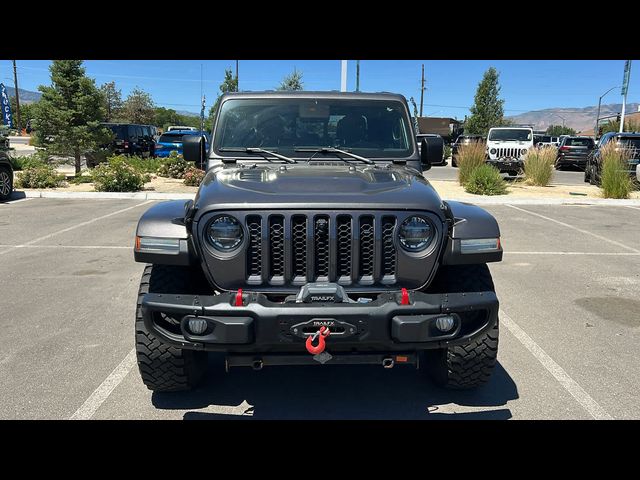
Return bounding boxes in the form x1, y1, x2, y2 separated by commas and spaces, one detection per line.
420, 264, 499, 389
0, 165, 13, 201
135, 264, 210, 392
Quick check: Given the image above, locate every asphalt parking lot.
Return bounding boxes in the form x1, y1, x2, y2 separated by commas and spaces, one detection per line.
1, 197, 639, 420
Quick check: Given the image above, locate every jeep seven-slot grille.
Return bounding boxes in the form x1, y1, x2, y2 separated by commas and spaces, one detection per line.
495, 147, 525, 159
244, 213, 398, 286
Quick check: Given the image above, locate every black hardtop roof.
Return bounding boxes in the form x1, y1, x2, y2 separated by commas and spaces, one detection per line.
219, 91, 408, 102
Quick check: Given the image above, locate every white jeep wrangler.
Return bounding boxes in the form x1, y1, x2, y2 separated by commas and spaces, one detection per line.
486, 127, 533, 175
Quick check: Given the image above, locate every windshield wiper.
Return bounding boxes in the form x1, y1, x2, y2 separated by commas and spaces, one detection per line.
219, 147, 297, 164
294, 147, 375, 165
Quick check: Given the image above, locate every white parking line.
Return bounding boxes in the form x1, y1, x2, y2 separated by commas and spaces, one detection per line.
70, 349, 137, 420
624, 205, 640, 211
506, 251, 640, 256
0, 244, 130, 249
500, 309, 613, 420
506, 204, 640, 253
0, 200, 153, 256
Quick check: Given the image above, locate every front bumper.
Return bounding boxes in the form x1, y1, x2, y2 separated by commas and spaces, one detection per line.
141, 289, 499, 354
487, 157, 523, 172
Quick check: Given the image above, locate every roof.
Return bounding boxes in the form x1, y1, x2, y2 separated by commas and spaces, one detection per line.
220, 90, 408, 102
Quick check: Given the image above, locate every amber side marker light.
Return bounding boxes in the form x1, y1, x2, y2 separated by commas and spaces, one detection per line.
135, 236, 181, 254
395, 355, 408, 363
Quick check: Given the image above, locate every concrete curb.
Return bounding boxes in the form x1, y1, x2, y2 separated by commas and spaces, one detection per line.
16, 189, 640, 206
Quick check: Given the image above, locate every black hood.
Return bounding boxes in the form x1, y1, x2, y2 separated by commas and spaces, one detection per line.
193, 164, 444, 220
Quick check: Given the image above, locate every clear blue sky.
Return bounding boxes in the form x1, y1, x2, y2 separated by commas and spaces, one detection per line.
2, 60, 638, 118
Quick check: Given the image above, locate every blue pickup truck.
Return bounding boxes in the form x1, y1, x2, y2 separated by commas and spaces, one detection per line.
154, 130, 210, 158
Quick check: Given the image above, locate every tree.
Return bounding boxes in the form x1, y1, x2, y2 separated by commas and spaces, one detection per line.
121, 87, 155, 124
32, 60, 110, 175
465, 67, 505, 136
277, 68, 304, 91
209, 68, 239, 123
546, 124, 576, 136
9, 97, 36, 131
100, 81, 123, 121
598, 119, 640, 135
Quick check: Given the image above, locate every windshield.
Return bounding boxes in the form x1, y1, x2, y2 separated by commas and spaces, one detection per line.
565, 138, 594, 147
215, 98, 413, 159
489, 129, 532, 142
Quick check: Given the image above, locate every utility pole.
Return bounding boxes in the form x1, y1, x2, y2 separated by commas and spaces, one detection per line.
419, 64, 425, 117
356, 60, 360, 92
341, 60, 347, 92
12, 60, 21, 136
235, 60, 239, 91
620, 60, 632, 133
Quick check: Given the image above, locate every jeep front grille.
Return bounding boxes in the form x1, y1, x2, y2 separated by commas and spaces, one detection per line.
245, 212, 398, 287
495, 147, 526, 158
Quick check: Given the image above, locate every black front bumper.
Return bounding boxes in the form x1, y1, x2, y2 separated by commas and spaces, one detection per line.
141, 289, 499, 354
487, 157, 524, 173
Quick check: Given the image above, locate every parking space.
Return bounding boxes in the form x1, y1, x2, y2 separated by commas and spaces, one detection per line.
1, 199, 638, 419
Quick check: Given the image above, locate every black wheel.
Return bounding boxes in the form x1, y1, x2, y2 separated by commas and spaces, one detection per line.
420, 264, 499, 389
0, 165, 13, 201
135, 264, 211, 392
451, 157, 457, 168
555, 161, 563, 171
589, 165, 598, 186
584, 166, 590, 183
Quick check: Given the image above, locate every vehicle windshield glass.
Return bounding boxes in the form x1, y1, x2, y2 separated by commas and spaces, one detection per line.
106, 125, 126, 140
489, 129, 532, 141
565, 138, 594, 147
215, 98, 413, 159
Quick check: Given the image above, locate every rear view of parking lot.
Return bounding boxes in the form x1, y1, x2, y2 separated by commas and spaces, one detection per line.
1, 197, 639, 419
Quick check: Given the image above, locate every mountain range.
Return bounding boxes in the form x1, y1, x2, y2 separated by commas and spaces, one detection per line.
2, 85, 42, 103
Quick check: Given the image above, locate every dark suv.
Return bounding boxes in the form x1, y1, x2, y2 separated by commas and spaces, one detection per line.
555, 136, 595, 170
85, 123, 156, 168
451, 134, 484, 167
0, 132, 12, 201
132, 91, 503, 394
584, 132, 640, 186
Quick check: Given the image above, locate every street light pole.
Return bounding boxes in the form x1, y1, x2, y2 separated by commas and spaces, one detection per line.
595, 86, 620, 139
12, 60, 21, 136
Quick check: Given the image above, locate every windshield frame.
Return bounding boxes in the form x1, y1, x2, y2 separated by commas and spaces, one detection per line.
488, 128, 533, 142
210, 96, 417, 161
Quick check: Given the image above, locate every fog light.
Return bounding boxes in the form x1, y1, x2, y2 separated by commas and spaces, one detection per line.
435, 315, 455, 332
188, 318, 208, 335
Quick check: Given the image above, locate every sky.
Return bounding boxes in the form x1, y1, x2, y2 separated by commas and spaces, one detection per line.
1, 60, 638, 118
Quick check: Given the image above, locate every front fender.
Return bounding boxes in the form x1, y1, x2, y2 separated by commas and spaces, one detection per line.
441, 201, 503, 265
133, 200, 197, 266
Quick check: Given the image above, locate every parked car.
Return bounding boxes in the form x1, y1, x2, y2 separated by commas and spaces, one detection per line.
131, 91, 503, 394
0, 148, 13, 201
154, 130, 210, 158
85, 123, 156, 168
167, 125, 197, 132
584, 132, 640, 186
555, 136, 595, 170
451, 134, 484, 167
416, 133, 446, 165
486, 127, 533, 175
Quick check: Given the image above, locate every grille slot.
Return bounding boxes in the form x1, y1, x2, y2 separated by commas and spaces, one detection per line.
246, 216, 262, 280
337, 216, 352, 281
381, 217, 396, 279
292, 216, 307, 281
269, 216, 285, 281
359, 216, 375, 281
314, 216, 330, 280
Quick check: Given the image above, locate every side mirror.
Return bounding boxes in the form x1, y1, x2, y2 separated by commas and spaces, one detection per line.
420, 136, 443, 171
183, 135, 206, 168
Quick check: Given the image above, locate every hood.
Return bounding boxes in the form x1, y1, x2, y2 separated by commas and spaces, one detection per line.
193, 163, 444, 217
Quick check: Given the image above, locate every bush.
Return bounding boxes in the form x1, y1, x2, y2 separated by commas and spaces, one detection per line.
157, 152, 190, 179
183, 167, 205, 186
116, 155, 164, 174
70, 174, 93, 185
10, 151, 51, 171
444, 145, 452, 159
91, 158, 147, 192
524, 146, 556, 186
456, 141, 487, 185
464, 164, 508, 196
600, 142, 633, 199
15, 165, 66, 189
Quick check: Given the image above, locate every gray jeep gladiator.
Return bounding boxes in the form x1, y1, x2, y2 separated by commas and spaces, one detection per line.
133, 91, 502, 392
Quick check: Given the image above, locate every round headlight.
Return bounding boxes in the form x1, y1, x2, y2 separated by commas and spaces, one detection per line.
399, 216, 433, 252
490, 148, 497, 155
206, 215, 243, 251
521, 148, 527, 154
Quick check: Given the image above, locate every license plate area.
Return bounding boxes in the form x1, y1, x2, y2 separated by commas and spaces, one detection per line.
290, 318, 359, 339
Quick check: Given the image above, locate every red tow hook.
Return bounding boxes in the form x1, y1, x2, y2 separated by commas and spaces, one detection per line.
234, 288, 243, 306
400, 288, 410, 305
305, 326, 330, 355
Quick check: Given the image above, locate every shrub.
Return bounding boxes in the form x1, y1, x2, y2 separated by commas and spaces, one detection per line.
91, 158, 147, 192
157, 152, 190, 179
600, 142, 633, 199
10, 151, 51, 171
464, 164, 508, 196
15, 165, 66, 189
70, 174, 94, 185
183, 167, 205, 186
524, 146, 556, 186
444, 145, 452, 159
456, 141, 487, 185
115, 154, 164, 174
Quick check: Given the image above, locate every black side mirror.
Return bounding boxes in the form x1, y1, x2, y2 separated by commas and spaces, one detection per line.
420, 136, 443, 171
183, 135, 206, 168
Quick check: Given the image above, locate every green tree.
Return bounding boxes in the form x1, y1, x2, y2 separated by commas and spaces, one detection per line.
32, 60, 110, 175
598, 118, 640, 136
209, 68, 239, 124
121, 87, 155, 124
546, 124, 576, 136
9, 97, 36, 131
277, 68, 304, 91
100, 81, 123, 122
465, 67, 505, 136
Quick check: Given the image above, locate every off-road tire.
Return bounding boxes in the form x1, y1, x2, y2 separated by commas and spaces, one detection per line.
421, 264, 499, 389
135, 264, 210, 392
0, 164, 13, 201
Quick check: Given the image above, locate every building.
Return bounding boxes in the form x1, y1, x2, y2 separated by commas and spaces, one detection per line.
415, 117, 462, 142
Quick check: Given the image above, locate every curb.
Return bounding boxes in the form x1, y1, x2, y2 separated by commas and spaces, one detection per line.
16, 189, 640, 206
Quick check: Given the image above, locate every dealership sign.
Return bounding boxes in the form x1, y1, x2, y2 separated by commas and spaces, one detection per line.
0, 83, 13, 128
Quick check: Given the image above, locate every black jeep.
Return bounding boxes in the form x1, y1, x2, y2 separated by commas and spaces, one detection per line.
0, 132, 13, 201
133, 91, 503, 392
